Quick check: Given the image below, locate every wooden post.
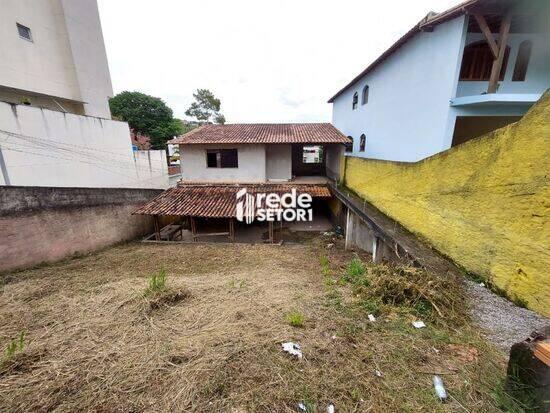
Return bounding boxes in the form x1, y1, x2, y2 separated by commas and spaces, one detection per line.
229, 218, 235, 242
473, 13, 499, 58
154, 215, 161, 241
268, 220, 274, 244
488, 12, 512, 93
190, 216, 197, 242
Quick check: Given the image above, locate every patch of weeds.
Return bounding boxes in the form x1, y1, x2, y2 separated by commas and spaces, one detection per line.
491, 377, 537, 413
320, 255, 331, 277
324, 277, 336, 287
285, 310, 305, 328
325, 289, 344, 312
148, 289, 190, 310
346, 257, 366, 280
360, 297, 382, 316
143, 268, 167, 297
413, 298, 432, 317
4, 332, 25, 361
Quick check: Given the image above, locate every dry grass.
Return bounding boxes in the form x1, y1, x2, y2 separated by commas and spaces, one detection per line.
0, 239, 515, 412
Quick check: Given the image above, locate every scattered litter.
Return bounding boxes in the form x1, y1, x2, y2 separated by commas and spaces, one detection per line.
412, 321, 426, 329
326, 243, 334, 249
368, 314, 376, 322
360, 399, 365, 403
331, 335, 337, 340
297, 402, 307, 412
282, 342, 302, 359
327, 403, 335, 413
375, 369, 383, 377
432, 346, 440, 354
433, 375, 448, 402
323, 231, 332, 236
479, 282, 485, 287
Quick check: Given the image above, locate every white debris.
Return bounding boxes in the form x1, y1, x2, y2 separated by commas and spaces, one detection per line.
327, 403, 335, 413
368, 314, 376, 322
326, 243, 334, 249
432, 347, 440, 354
331, 335, 337, 340
412, 321, 426, 329
375, 369, 383, 377
479, 282, 485, 287
433, 375, 448, 402
297, 402, 307, 412
282, 342, 302, 359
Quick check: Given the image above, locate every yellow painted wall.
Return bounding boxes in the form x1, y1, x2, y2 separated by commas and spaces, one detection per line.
344, 93, 550, 316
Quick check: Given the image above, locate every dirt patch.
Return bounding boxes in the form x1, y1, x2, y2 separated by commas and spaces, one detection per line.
0, 240, 522, 412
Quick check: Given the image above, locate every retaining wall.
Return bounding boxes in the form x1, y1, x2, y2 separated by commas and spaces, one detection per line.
343, 93, 550, 316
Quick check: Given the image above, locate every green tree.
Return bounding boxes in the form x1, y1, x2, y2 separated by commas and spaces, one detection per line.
109, 91, 183, 149
185, 89, 225, 124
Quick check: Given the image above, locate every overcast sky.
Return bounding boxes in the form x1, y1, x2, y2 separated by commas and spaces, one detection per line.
97, 0, 463, 123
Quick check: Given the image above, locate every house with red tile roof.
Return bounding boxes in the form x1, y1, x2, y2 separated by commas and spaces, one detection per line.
168, 123, 350, 184
134, 123, 350, 243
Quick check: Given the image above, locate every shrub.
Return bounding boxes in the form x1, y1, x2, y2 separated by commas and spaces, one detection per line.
285, 310, 305, 327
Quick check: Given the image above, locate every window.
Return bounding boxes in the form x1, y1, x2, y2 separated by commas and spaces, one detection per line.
302, 145, 323, 164
17, 23, 32, 42
352, 92, 358, 110
206, 149, 238, 168
459, 41, 509, 81
359, 134, 366, 152
361, 85, 369, 105
345, 136, 353, 153
512, 40, 532, 81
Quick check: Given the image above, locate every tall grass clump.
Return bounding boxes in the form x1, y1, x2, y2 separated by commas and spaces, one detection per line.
319, 255, 331, 277
144, 269, 167, 297
4, 332, 25, 361
285, 310, 305, 327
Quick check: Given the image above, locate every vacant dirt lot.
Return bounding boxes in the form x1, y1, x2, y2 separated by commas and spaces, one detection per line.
0, 239, 519, 412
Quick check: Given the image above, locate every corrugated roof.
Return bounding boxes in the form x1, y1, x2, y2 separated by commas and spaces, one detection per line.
133, 184, 332, 218
168, 123, 350, 145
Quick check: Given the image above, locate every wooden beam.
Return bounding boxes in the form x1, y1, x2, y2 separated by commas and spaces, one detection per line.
488, 12, 512, 93
473, 13, 499, 58
268, 221, 274, 244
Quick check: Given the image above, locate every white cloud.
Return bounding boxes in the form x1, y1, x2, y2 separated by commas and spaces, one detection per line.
98, 0, 463, 123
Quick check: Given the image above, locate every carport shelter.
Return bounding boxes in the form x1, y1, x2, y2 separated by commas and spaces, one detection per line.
133, 183, 331, 243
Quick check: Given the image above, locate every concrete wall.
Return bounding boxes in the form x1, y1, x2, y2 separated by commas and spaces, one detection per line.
266, 144, 292, 181
325, 144, 344, 181
0, 186, 162, 273
343, 93, 550, 316
0, 0, 113, 118
0, 102, 169, 188
331, 16, 467, 162
179, 144, 266, 183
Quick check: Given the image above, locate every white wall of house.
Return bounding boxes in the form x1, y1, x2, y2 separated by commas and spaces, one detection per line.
0, 102, 168, 189
325, 144, 344, 181
266, 144, 292, 181
179, 144, 266, 183
0, 0, 113, 119
331, 16, 467, 162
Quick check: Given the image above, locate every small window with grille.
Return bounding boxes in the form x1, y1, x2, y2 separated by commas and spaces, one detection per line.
17, 23, 33, 42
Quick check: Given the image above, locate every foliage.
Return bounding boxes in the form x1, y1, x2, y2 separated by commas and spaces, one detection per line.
185, 89, 225, 124
109, 91, 184, 149
144, 269, 167, 296
285, 310, 305, 327
319, 255, 330, 277
4, 332, 25, 360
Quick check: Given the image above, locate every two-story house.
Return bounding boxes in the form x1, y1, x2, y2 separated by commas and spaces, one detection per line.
134, 123, 350, 242
330, 0, 550, 162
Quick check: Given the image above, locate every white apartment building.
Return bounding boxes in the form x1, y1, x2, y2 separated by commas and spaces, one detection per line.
0, 0, 168, 188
